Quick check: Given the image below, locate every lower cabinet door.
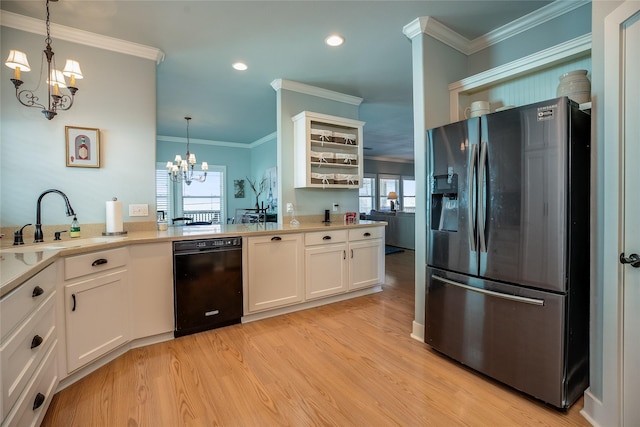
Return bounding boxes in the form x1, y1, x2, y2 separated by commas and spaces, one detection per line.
247, 234, 304, 313
64, 270, 130, 372
305, 244, 348, 300
348, 239, 384, 290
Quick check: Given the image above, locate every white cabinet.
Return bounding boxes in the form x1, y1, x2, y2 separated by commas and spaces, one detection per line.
245, 234, 304, 313
0, 263, 57, 426
129, 243, 173, 339
348, 227, 385, 291
305, 230, 348, 300
292, 111, 365, 189
63, 247, 130, 373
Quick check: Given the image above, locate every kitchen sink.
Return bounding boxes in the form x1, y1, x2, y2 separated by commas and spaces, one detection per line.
1, 236, 128, 253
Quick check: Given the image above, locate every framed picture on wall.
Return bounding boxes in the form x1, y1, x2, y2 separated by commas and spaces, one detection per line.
66, 126, 100, 168
234, 179, 245, 198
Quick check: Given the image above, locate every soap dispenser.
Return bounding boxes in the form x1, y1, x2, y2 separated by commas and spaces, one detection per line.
70, 215, 81, 238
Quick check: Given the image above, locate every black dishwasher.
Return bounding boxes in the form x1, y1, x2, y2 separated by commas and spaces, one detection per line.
173, 237, 243, 337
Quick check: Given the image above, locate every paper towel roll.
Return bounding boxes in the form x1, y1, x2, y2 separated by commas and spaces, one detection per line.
105, 200, 124, 233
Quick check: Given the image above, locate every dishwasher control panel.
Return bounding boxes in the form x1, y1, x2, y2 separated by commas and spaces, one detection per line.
174, 237, 242, 252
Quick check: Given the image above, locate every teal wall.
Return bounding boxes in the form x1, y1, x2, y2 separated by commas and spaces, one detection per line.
156, 136, 277, 221
1, 26, 156, 228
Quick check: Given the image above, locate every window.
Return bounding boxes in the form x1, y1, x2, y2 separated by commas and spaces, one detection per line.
402, 176, 416, 212
378, 175, 400, 211
156, 164, 226, 224
359, 175, 376, 214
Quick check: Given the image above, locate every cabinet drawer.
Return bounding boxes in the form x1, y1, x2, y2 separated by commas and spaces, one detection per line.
348, 227, 384, 241
305, 229, 347, 246
1, 265, 55, 339
2, 341, 58, 427
64, 247, 128, 280
0, 293, 55, 420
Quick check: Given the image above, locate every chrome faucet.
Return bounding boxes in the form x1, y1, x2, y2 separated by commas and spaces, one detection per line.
34, 189, 76, 243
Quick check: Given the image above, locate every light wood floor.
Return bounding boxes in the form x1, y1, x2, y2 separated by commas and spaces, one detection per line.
42, 250, 589, 426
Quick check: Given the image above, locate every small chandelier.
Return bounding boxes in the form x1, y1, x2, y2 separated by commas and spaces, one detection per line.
166, 117, 208, 185
4, 0, 83, 120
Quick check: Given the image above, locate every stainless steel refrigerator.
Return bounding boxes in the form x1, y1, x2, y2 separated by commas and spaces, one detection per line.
425, 96, 590, 408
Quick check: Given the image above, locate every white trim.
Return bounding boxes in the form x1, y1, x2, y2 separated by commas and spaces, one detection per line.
448, 34, 591, 122
241, 285, 383, 323
57, 332, 173, 392
581, 388, 605, 427
402, 1, 590, 55
271, 78, 363, 106
364, 155, 414, 164
470, 0, 590, 53
248, 132, 277, 148
1, 10, 165, 63
158, 131, 277, 149
411, 320, 424, 342
403, 17, 470, 54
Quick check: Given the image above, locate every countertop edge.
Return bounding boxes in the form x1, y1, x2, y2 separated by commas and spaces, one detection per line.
0, 221, 387, 298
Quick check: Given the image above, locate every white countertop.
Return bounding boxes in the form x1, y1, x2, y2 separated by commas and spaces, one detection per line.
0, 220, 386, 298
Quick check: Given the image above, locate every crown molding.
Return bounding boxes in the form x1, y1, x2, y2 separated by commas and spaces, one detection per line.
248, 132, 277, 148
470, 0, 590, 53
364, 155, 414, 164
403, 0, 590, 55
271, 79, 363, 106
448, 33, 591, 93
403, 17, 470, 54
157, 131, 276, 149
1, 10, 165, 64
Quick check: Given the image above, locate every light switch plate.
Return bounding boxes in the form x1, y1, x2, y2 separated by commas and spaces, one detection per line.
129, 204, 149, 217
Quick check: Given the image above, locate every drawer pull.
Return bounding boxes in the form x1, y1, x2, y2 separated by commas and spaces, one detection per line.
351, 249, 354, 258
343, 250, 346, 260
271, 236, 282, 241
33, 392, 45, 410
91, 258, 108, 267
31, 335, 43, 349
32, 286, 44, 298
322, 236, 332, 240
72, 294, 76, 311
364, 232, 371, 237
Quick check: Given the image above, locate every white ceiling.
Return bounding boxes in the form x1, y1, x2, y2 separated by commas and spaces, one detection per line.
1, 1, 555, 161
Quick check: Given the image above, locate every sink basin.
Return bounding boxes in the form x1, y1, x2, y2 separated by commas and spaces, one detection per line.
1, 236, 128, 253
1, 245, 67, 253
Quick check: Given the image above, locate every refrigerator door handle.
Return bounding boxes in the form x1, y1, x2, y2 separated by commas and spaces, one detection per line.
477, 141, 488, 253
468, 143, 478, 252
432, 275, 545, 306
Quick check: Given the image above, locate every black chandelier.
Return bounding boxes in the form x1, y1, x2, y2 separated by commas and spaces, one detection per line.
5, 0, 83, 120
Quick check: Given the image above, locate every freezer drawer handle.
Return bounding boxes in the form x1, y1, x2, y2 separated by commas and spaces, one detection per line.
620, 252, 640, 268
432, 275, 545, 306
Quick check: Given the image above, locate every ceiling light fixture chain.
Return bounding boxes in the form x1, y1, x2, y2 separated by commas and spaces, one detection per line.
166, 116, 209, 186
5, 0, 83, 120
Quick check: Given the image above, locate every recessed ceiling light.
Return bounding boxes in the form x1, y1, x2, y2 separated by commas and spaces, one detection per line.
325, 34, 344, 47
232, 62, 248, 71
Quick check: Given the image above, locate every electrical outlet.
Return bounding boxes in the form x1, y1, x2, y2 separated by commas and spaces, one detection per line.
129, 204, 149, 217
332, 203, 339, 212
286, 203, 294, 213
